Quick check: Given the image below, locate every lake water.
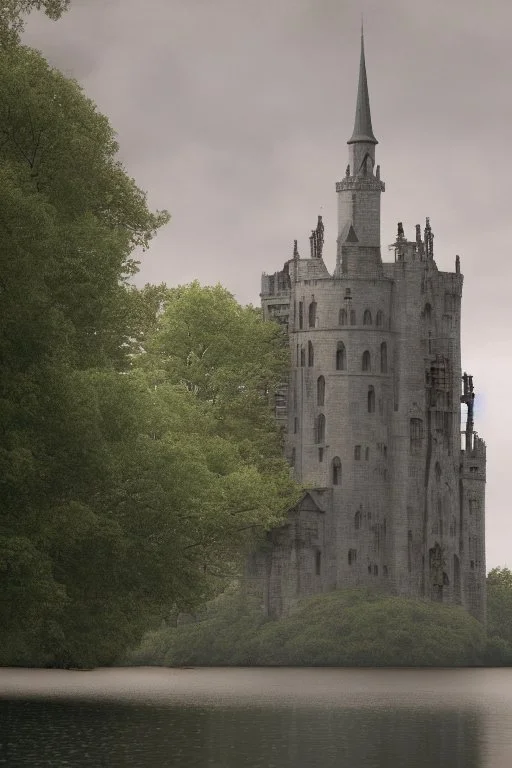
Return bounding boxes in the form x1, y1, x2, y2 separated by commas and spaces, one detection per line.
1, 667, 512, 767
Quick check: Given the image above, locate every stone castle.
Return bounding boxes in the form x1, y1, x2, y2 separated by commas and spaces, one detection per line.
248, 32, 486, 622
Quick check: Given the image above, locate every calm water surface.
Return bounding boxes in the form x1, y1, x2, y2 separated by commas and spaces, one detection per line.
1, 667, 511, 767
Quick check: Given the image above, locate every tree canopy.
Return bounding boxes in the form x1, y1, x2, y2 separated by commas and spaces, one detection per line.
485, 567, 512, 663
0, 32, 299, 666
0, 1, 69, 45
126, 587, 487, 668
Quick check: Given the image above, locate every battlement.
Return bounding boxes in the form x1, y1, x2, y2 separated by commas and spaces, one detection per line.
261, 267, 291, 298
461, 432, 487, 460
336, 176, 385, 193
387, 219, 437, 265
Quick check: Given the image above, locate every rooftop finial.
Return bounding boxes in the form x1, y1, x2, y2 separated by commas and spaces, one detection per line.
348, 22, 377, 145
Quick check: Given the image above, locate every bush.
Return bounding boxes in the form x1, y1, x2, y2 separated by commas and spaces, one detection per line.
125, 588, 487, 667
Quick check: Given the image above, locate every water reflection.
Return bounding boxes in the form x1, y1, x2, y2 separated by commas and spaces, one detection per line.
0, 700, 483, 768
0, 668, 511, 767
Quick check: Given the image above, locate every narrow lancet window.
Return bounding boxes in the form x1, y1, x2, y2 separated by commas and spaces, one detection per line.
368, 385, 375, 413
363, 309, 372, 325
339, 308, 347, 326
308, 301, 317, 328
380, 342, 387, 373
336, 342, 346, 370
308, 340, 314, 367
362, 350, 371, 371
317, 376, 325, 406
332, 457, 342, 485
316, 413, 325, 444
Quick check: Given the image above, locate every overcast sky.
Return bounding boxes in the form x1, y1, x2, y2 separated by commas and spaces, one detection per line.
23, 0, 512, 570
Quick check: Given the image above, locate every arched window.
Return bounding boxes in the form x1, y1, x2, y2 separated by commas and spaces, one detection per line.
354, 510, 361, 530
435, 461, 441, 482
363, 309, 372, 325
298, 301, 303, 329
380, 342, 387, 373
368, 385, 375, 413
317, 376, 325, 406
350, 309, 356, 325
308, 301, 317, 328
362, 350, 371, 371
339, 308, 347, 326
336, 342, 346, 370
300, 347, 305, 367
376, 310, 384, 327
308, 340, 314, 367
424, 303, 432, 323
316, 413, 325, 444
332, 457, 341, 485
348, 549, 357, 565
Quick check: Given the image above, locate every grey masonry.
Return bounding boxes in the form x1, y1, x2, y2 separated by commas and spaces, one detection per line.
248, 31, 486, 623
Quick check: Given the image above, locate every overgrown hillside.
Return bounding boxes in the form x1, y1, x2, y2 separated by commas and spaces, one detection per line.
126, 587, 489, 668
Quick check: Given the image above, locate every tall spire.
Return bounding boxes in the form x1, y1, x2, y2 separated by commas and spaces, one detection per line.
348, 25, 377, 145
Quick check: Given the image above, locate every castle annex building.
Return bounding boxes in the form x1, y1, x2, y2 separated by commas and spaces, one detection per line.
250, 33, 486, 622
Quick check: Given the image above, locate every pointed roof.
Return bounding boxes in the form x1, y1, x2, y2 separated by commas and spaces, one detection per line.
348, 28, 377, 145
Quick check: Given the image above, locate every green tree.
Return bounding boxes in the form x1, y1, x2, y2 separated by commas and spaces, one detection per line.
135, 282, 300, 584
0, 1, 69, 46
141, 281, 289, 464
0, 44, 169, 666
486, 568, 512, 649
0, 37, 298, 668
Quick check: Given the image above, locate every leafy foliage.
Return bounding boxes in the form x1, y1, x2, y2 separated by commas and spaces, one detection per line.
485, 568, 512, 664
0, 36, 299, 667
0, 42, 172, 666
0, 1, 69, 46
132, 282, 300, 584
140, 281, 289, 463
125, 588, 487, 668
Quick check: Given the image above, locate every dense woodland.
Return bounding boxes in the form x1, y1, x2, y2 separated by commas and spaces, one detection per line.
1, 3, 512, 669
0, 2, 299, 666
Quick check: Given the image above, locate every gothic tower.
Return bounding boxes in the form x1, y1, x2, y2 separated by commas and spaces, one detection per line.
254, 31, 486, 623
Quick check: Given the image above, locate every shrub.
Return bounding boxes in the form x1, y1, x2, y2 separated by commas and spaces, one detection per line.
125, 588, 487, 667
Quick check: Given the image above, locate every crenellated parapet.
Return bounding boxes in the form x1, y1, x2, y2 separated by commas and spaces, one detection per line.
335, 177, 385, 193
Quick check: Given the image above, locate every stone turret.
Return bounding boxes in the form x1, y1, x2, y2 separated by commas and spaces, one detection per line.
335, 29, 385, 276
253, 31, 486, 624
